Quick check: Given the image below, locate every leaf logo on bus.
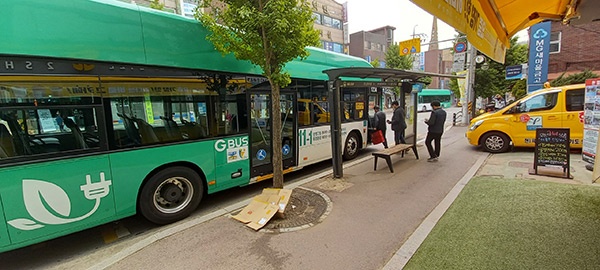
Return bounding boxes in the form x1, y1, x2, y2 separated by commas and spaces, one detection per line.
7, 173, 112, 231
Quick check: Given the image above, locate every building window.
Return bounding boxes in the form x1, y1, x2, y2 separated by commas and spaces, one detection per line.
313, 12, 322, 24
332, 18, 341, 29
322, 15, 333, 27
333, 43, 343, 53
549, 31, 561, 54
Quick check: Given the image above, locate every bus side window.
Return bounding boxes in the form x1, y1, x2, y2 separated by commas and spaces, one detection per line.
216, 98, 245, 136
311, 103, 320, 123
0, 107, 102, 162
0, 122, 16, 158
297, 101, 309, 126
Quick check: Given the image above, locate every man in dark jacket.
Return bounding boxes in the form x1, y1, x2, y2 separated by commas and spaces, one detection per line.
424, 100, 447, 162
373, 106, 388, 148
387, 101, 407, 145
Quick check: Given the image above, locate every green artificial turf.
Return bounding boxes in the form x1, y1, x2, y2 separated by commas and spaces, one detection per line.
404, 177, 600, 270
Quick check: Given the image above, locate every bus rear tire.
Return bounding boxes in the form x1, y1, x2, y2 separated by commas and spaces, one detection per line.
343, 132, 360, 160
139, 166, 203, 225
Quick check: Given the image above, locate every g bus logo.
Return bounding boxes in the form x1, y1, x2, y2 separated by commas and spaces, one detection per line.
214, 137, 249, 152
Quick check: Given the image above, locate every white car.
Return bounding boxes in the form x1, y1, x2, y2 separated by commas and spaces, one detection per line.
417, 103, 432, 112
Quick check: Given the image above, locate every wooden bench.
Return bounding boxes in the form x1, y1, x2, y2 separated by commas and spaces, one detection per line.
372, 143, 419, 173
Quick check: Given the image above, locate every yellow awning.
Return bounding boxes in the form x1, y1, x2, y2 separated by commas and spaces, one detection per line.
410, 0, 589, 64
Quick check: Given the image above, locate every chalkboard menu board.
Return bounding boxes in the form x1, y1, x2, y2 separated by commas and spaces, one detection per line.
533, 128, 571, 178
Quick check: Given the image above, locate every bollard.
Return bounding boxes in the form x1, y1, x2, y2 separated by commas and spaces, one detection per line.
452, 112, 463, 126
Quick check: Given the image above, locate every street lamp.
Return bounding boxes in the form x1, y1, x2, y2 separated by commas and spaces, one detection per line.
412, 24, 418, 38
475, 55, 489, 70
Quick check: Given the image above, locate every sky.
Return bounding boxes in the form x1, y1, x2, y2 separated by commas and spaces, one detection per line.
335, 0, 528, 50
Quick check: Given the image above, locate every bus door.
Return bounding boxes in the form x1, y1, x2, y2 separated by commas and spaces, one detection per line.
248, 92, 297, 178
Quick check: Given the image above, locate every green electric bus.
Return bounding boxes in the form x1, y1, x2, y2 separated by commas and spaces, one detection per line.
417, 89, 453, 112
0, 0, 378, 252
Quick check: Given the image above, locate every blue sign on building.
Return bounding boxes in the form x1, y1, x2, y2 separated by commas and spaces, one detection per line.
527, 21, 551, 93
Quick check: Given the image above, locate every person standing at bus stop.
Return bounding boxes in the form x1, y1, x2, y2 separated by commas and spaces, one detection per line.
424, 100, 447, 162
373, 106, 388, 148
387, 100, 407, 145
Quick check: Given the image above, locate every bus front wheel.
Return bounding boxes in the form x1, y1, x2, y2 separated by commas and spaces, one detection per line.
139, 166, 203, 225
343, 132, 360, 160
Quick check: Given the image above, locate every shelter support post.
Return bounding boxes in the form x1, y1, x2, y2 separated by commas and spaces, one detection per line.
412, 89, 418, 150
329, 80, 343, 178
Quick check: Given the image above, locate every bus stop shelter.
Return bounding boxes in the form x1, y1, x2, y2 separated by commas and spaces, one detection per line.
323, 67, 464, 178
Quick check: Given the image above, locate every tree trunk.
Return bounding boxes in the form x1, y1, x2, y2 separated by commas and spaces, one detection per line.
271, 83, 284, 188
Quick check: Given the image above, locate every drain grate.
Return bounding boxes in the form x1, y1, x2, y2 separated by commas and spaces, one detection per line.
261, 187, 331, 233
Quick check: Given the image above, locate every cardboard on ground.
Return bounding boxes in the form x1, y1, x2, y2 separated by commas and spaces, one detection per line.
232, 188, 293, 230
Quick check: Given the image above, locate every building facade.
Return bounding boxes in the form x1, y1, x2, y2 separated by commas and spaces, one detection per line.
310, 0, 345, 54
547, 20, 600, 80
348, 26, 396, 67
423, 48, 454, 89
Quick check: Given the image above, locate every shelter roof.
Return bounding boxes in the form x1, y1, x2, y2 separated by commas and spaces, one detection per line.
323, 67, 464, 82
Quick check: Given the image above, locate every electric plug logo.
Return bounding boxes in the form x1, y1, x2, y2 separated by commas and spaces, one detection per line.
7, 173, 112, 231
81, 173, 111, 200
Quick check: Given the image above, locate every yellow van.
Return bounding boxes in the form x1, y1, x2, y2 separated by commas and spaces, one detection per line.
297, 99, 351, 126
298, 99, 330, 125
466, 84, 585, 152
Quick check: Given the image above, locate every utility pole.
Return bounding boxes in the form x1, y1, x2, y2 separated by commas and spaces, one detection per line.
463, 42, 476, 124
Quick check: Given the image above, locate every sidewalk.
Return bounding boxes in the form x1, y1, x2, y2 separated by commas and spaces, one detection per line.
94, 125, 594, 269
91, 126, 483, 269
